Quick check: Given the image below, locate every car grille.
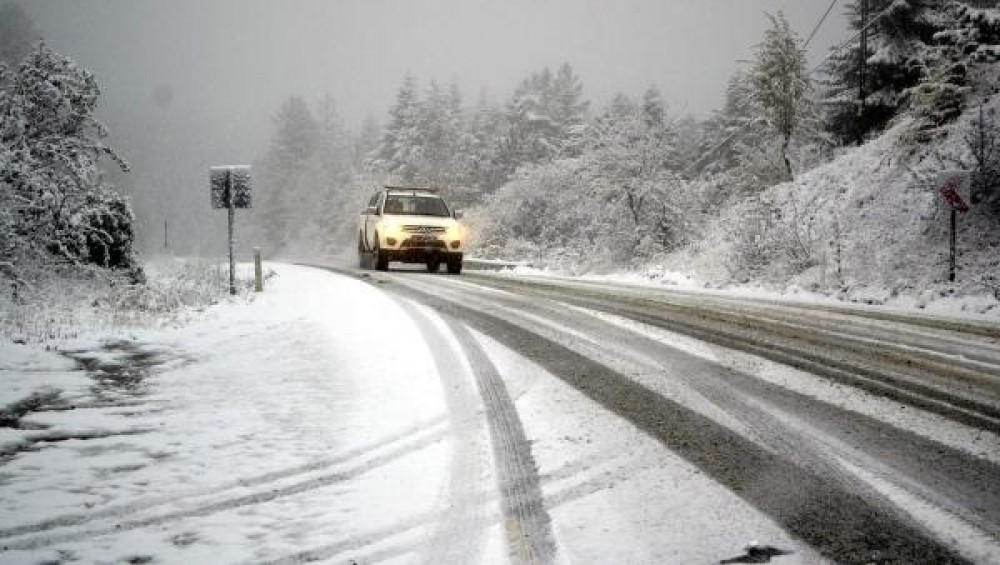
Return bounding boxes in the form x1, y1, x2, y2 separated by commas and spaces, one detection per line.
402, 239, 446, 249
403, 225, 446, 234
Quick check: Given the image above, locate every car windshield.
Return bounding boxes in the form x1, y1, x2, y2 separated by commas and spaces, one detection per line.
383, 195, 451, 217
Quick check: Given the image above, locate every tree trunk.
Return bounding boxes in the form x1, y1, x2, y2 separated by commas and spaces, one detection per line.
781, 132, 793, 181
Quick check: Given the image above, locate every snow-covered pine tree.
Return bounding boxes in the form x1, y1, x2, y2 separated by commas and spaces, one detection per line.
502, 64, 589, 169
0, 43, 135, 287
505, 67, 557, 166
416, 80, 462, 188
745, 11, 814, 180
551, 63, 589, 156
964, 101, 1000, 213
309, 95, 357, 253
354, 114, 381, 168
821, 0, 940, 144
642, 85, 666, 129
258, 95, 319, 251
375, 74, 423, 184
906, 1, 1000, 141
315, 95, 352, 187
695, 69, 764, 178
463, 90, 508, 194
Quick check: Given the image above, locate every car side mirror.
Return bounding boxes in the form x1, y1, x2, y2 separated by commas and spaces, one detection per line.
453, 209, 464, 220
366, 205, 378, 216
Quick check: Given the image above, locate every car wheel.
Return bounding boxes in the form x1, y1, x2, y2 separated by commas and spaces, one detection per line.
426, 260, 441, 273
374, 234, 389, 271
358, 233, 369, 269
446, 258, 462, 275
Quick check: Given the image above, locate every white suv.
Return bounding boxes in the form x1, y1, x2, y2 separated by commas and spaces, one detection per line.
358, 188, 466, 274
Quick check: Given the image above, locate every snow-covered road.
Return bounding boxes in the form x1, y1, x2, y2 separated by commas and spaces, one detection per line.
1, 263, 999, 563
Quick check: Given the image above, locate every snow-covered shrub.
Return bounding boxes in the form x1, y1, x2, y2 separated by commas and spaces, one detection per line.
722, 196, 819, 284
473, 132, 701, 272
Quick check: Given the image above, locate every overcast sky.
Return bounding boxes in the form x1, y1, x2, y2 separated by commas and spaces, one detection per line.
21, 0, 849, 251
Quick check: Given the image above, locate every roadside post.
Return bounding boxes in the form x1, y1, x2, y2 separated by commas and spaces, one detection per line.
210, 165, 252, 295
254, 247, 263, 292
937, 170, 971, 283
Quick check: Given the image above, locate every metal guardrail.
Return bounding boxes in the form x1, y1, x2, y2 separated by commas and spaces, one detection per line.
463, 258, 530, 272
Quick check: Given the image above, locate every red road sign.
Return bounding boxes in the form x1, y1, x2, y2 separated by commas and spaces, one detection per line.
939, 178, 970, 213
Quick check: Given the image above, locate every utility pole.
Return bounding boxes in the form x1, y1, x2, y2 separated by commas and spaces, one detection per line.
163, 219, 169, 251
979, 100, 986, 201
857, 0, 869, 146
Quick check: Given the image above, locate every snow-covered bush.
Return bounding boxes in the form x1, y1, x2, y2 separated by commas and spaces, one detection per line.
472, 89, 707, 272
721, 196, 820, 284
474, 145, 701, 272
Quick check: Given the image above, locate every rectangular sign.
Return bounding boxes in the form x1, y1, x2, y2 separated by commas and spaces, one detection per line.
210, 165, 252, 209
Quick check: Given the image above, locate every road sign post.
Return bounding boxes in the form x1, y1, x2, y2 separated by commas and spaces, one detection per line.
253, 247, 263, 292
211, 165, 252, 295
937, 170, 970, 283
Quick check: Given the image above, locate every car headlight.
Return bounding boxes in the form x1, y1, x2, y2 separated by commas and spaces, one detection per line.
382, 219, 401, 237
446, 224, 463, 241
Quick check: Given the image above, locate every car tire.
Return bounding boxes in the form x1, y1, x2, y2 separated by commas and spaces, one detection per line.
426, 260, 441, 273
446, 258, 462, 275
374, 234, 389, 271
358, 233, 369, 269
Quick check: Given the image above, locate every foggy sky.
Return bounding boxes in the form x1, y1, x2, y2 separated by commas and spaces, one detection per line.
21, 0, 849, 253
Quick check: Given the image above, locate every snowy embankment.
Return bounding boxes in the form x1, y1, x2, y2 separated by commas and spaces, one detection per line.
497, 97, 1000, 319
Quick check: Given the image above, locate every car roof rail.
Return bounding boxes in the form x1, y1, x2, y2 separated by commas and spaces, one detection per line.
384, 185, 439, 193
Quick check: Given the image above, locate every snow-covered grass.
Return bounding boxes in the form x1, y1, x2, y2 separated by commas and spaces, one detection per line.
0, 256, 262, 343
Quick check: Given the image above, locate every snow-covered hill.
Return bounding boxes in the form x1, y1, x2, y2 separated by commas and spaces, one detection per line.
662, 96, 1000, 316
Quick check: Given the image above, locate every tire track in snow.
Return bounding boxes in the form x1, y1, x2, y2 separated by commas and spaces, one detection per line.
258, 455, 643, 565
389, 298, 494, 564
447, 319, 557, 565
0, 421, 448, 552
392, 271, 1000, 545
374, 276, 969, 564
387, 288, 556, 563
468, 288, 1000, 542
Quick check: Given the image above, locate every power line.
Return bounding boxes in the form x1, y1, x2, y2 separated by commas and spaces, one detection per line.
680, 118, 763, 177
808, 0, 898, 75
857, 0, 869, 146
681, 1, 894, 176
804, 0, 840, 48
